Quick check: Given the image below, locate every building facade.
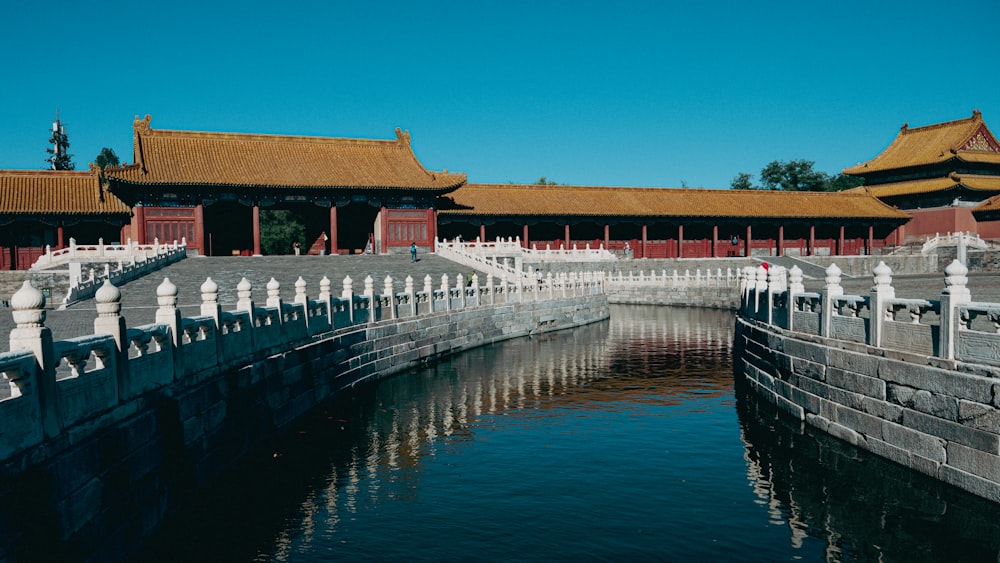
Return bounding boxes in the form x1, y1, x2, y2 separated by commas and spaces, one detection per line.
437, 184, 907, 258
104, 115, 466, 256
0, 167, 131, 270
843, 110, 1000, 242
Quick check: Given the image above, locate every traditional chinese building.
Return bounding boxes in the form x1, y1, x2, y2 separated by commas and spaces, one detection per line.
0, 167, 131, 269
843, 110, 1000, 242
437, 183, 908, 258
104, 115, 466, 256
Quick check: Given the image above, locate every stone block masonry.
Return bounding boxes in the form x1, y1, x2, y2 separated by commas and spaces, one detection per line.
734, 258, 1000, 503
0, 272, 608, 561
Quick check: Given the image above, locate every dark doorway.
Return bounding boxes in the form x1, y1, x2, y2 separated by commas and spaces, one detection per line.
336, 202, 379, 254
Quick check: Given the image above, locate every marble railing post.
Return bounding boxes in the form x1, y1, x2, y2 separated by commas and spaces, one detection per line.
939, 260, 971, 360
820, 264, 843, 338
384, 276, 396, 320
236, 277, 254, 313
423, 275, 434, 313
470, 273, 480, 306
455, 273, 466, 309
319, 276, 333, 327
155, 278, 184, 374
342, 276, 354, 323
869, 262, 894, 348
266, 278, 284, 327
364, 276, 376, 323
754, 265, 768, 319
485, 274, 495, 306
93, 280, 129, 395
787, 266, 804, 332
441, 274, 451, 311
9, 281, 60, 438
404, 275, 415, 317
156, 278, 182, 347
294, 277, 309, 328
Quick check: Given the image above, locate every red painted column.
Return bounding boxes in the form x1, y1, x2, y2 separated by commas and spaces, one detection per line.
252, 205, 261, 256
809, 224, 815, 256
194, 204, 204, 255
777, 225, 784, 256
745, 225, 752, 257
429, 210, 438, 253
867, 224, 874, 255
329, 206, 339, 254
712, 224, 718, 258
641, 224, 648, 258
380, 206, 389, 255
135, 206, 147, 244
677, 225, 684, 258
564, 224, 570, 248
604, 224, 610, 249
479, 224, 486, 242
522, 224, 529, 248
837, 225, 845, 256
57, 225, 64, 249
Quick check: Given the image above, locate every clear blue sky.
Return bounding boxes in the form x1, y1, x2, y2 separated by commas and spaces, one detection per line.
3, 1, 998, 189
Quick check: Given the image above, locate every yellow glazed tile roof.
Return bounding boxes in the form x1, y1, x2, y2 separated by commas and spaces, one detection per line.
439, 184, 910, 220
974, 195, 1000, 214
843, 110, 1000, 175
105, 115, 466, 191
845, 174, 1000, 198
0, 168, 131, 215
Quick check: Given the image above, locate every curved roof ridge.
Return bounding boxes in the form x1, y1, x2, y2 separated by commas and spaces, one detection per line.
134, 114, 408, 147
113, 115, 466, 191
900, 109, 982, 135
465, 183, 883, 197
446, 183, 908, 220
843, 110, 991, 175
0, 168, 95, 177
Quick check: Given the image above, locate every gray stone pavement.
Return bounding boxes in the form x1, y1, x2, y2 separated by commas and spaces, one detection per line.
0, 254, 486, 344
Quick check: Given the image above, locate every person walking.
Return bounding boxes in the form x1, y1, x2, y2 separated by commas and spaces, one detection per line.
293, 241, 301, 256
410, 242, 417, 262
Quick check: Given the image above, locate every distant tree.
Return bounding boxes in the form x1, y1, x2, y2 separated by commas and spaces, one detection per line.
730, 172, 755, 190
46, 117, 74, 170
731, 161, 862, 192
535, 176, 558, 186
260, 210, 306, 255
826, 173, 865, 192
759, 159, 829, 191
95, 147, 120, 172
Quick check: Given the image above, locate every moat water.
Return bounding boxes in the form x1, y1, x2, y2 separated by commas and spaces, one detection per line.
144, 305, 1000, 562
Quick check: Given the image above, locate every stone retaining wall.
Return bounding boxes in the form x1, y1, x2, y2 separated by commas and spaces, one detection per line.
735, 316, 1000, 503
607, 285, 738, 309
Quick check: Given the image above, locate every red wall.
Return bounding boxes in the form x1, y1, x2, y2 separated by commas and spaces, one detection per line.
894, 207, 978, 242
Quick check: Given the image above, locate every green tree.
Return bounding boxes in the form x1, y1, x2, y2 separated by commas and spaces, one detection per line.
732, 160, 861, 192
535, 176, 558, 185
95, 147, 120, 172
826, 173, 865, 192
759, 159, 829, 191
260, 210, 306, 255
46, 117, 74, 170
730, 172, 755, 190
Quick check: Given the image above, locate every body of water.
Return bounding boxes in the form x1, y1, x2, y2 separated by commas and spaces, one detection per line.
144, 305, 1000, 562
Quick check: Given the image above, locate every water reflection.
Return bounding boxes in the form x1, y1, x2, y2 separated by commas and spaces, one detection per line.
737, 375, 1000, 562
141, 304, 1000, 562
